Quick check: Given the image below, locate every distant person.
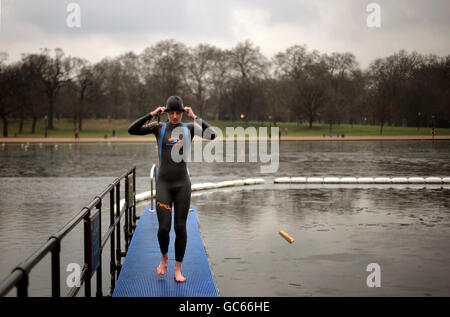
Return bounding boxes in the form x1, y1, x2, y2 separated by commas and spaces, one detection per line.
284, 127, 288, 135
75, 128, 80, 140
128, 96, 217, 283
112, 129, 116, 138
431, 128, 435, 138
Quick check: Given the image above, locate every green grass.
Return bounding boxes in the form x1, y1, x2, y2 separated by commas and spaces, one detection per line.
208, 120, 450, 137
1, 118, 132, 138
2, 118, 449, 138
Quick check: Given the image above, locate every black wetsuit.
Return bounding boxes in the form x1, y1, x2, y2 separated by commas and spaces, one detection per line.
128, 113, 216, 262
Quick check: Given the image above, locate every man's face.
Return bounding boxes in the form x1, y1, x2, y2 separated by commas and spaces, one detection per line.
168, 111, 183, 124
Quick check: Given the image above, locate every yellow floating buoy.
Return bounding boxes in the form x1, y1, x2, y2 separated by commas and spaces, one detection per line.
279, 230, 295, 244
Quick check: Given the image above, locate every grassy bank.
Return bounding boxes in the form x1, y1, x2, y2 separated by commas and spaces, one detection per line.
1, 118, 449, 138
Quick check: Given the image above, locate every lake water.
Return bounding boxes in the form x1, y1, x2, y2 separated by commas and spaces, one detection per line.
0, 140, 449, 296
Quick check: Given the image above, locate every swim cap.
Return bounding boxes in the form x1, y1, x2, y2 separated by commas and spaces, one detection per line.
165, 96, 185, 112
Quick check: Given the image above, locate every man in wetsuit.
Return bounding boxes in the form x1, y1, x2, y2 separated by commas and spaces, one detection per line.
128, 96, 216, 282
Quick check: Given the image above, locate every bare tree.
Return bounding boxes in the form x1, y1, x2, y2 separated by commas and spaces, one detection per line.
7, 61, 45, 134
184, 44, 217, 118
367, 50, 422, 125
92, 57, 128, 119
22, 48, 73, 129
209, 47, 232, 120
321, 52, 361, 130
273, 45, 328, 127
295, 78, 330, 128
70, 57, 94, 131
346, 69, 368, 126
227, 40, 269, 121
371, 97, 397, 136
274, 45, 312, 80
118, 52, 145, 119
259, 78, 291, 123
141, 40, 189, 102
0, 58, 16, 137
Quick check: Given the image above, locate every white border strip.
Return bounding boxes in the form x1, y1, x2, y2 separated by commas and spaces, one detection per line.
275, 177, 450, 184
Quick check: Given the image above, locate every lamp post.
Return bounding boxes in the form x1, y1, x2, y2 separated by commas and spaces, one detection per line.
240, 113, 245, 128
431, 115, 435, 140
417, 112, 421, 131
268, 115, 272, 138
44, 115, 48, 138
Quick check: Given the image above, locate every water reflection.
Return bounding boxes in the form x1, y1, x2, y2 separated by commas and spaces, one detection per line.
194, 186, 450, 296
1, 140, 450, 178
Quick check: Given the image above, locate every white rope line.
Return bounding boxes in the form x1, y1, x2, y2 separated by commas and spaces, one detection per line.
115, 176, 449, 214
117, 178, 266, 212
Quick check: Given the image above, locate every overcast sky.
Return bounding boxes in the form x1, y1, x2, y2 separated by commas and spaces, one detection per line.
1, 0, 449, 69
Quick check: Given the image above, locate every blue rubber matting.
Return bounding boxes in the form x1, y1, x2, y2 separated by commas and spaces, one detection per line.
112, 205, 218, 297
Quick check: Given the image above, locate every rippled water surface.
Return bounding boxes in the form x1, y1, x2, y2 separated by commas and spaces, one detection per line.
1, 140, 449, 296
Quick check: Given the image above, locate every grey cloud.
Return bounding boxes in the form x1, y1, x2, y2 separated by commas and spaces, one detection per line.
3, 0, 450, 42
0, 0, 449, 67
230, 0, 320, 26
3, 0, 234, 38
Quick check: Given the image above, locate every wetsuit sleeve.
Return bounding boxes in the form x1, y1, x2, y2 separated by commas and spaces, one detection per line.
128, 113, 159, 136
188, 117, 217, 140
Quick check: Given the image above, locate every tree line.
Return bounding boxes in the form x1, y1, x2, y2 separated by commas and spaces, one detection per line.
0, 39, 449, 137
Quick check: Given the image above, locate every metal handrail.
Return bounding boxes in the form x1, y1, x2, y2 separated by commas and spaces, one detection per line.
0, 166, 137, 297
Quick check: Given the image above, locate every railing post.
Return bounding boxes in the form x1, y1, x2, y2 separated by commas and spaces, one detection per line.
50, 237, 61, 297
95, 200, 103, 297
109, 188, 116, 294
16, 269, 28, 297
132, 167, 137, 231
83, 210, 91, 297
124, 176, 130, 251
115, 182, 123, 275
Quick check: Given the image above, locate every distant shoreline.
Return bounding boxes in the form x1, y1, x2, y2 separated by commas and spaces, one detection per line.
1, 135, 449, 143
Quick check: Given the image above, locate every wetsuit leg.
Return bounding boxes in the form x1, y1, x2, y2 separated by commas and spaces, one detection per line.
155, 179, 173, 255
173, 179, 191, 262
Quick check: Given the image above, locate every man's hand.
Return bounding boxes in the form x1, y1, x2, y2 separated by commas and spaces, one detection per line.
150, 106, 165, 117
184, 106, 197, 119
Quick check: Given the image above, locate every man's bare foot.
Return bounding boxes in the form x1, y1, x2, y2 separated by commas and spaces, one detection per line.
174, 261, 186, 282
156, 254, 168, 275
